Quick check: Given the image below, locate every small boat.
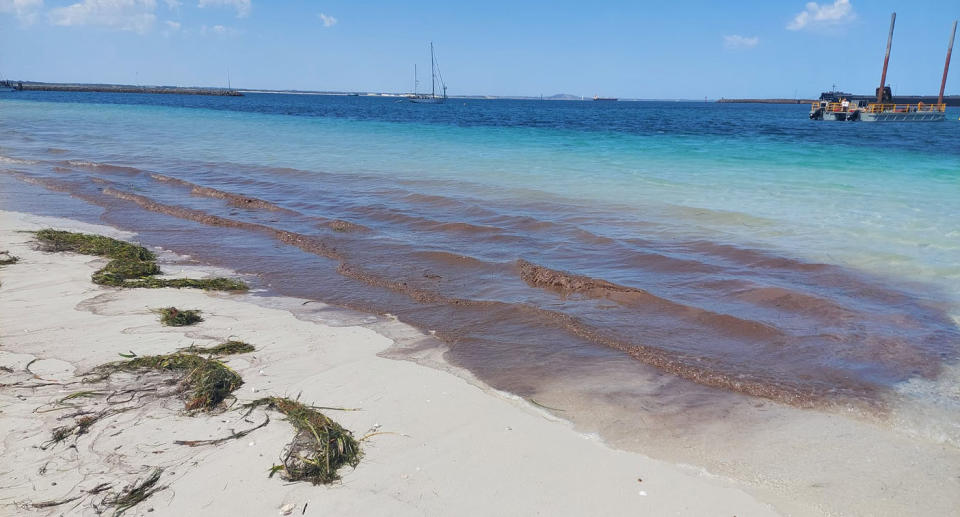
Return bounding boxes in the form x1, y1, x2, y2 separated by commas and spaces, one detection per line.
410, 42, 447, 104
811, 14, 956, 122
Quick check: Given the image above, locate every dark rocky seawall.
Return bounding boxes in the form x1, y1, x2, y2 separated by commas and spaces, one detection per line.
8, 82, 242, 96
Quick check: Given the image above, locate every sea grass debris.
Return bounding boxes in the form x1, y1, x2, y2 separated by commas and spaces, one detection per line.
245, 397, 361, 484
44, 412, 110, 448
104, 468, 165, 516
183, 340, 255, 356
89, 353, 242, 411
156, 307, 203, 327
34, 229, 247, 291
125, 276, 248, 290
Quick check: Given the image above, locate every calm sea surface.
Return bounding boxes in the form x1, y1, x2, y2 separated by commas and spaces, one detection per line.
2, 91, 959, 443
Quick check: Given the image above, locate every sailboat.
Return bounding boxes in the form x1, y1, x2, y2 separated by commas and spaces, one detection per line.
410, 42, 447, 104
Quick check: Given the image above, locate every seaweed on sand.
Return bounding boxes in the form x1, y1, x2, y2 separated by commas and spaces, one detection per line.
31, 495, 82, 509
126, 276, 248, 290
174, 414, 270, 447
103, 468, 165, 516
182, 340, 255, 356
156, 307, 203, 327
35, 229, 159, 286
89, 353, 242, 411
42, 405, 139, 449
45, 414, 101, 447
0, 250, 18, 288
30, 482, 114, 510
244, 397, 361, 484
0, 251, 18, 265
33, 229, 247, 291
45, 352, 244, 446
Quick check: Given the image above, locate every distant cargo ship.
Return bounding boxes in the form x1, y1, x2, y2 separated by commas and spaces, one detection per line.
593, 95, 617, 101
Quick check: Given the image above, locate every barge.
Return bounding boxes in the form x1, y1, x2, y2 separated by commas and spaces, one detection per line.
810, 100, 945, 122
811, 14, 956, 122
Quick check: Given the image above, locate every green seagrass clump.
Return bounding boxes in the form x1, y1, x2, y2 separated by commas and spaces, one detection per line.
245, 397, 361, 485
104, 468, 165, 516
183, 340, 255, 356
34, 229, 247, 291
89, 353, 242, 411
35, 228, 159, 286
156, 307, 203, 327
126, 276, 249, 290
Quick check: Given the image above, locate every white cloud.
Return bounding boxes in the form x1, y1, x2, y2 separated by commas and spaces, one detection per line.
197, 0, 249, 18
163, 0, 179, 9
787, 0, 854, 31
723, 34, 759, 50
0, 0, 44, 23
159, 17, 178, 36
200, 23, 234, 35
318, 12, 336, 27
49, 0, 158, 33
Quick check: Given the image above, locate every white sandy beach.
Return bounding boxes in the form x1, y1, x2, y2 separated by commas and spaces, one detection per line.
0, 209, 778, 516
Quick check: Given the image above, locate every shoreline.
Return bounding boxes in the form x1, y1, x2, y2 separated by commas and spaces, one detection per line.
0, 209, 777, 516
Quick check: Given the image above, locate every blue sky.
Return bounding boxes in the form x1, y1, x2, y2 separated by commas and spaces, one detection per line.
1, 0, 958, 98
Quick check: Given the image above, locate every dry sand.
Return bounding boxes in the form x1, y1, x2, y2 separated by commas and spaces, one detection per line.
0, 210, 777, 516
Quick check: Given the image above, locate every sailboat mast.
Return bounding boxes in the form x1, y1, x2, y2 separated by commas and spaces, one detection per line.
431, 41, 436, 98
414, 64, 418, 95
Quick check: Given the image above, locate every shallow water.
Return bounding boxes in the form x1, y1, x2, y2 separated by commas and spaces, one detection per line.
2, 91, 959, 514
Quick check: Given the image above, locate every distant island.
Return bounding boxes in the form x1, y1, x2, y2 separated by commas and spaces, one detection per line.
543, 94, 581, 100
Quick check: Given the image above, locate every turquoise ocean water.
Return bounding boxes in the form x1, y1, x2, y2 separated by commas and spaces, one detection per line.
3, 93, 958, 292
